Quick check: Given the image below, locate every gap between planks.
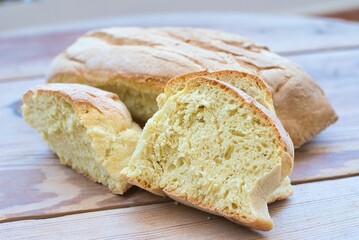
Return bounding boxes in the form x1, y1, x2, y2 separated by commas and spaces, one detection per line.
278, 45, 359, 56
291, 172, 359, 185
0, 174, 356, 225
1, 176, 358, 239
0, 198, 170, 224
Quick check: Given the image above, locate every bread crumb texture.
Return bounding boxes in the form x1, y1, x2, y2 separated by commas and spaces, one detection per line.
22, 83, 142, 194
122, 77, 294, 230
158, 70, 293, 203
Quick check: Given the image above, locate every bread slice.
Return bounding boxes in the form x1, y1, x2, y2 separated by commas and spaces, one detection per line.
159, 70, 293, 203
158, 70, 275, 112
22, 83, 142, 194
47, 27, 338, 148
121, 77, 294, 230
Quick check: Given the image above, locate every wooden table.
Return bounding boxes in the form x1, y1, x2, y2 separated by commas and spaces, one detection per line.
1, 13, 359, 239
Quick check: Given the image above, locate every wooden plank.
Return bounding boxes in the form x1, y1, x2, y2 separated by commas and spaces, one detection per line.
287, 49, 359, 183
1, 176, 358, 239
1, 13, 359, 80
320, 9, 359, 22
0, 79, 169, 223
1, 46, 359, 222
287, 48, 359, 85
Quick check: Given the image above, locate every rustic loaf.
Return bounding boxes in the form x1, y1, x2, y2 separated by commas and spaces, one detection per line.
47, 27, 337, 148
121, 77, 294, 231
158, 69, 293, 203
22, 83, 142, 194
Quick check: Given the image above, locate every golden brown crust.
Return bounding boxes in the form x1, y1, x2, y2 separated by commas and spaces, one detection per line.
208, 70, 273, 106
124, 176, 292, 222
165, 69, 272, 103
165, 190, 273, 231
160, 69, 275, 113
23, 83, 133, 130
123, 176, 166, 197
47, 27, 337, 148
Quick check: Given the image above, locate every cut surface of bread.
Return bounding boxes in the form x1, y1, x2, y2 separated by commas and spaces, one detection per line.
22, 83, 142, 194
121, 77, 294, 230
158, 70, 293, 203
47, 27, 337, 147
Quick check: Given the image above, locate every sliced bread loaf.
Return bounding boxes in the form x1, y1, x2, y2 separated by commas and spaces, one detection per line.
47, 27, 337, 148
22, 83, 142, 194
121, 77, 294, 230
159, 70, 292, 203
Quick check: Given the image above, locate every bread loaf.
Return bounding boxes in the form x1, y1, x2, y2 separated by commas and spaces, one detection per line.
160, 69, 293, 203
47, 27, 337, 148
121, 77, 294, 230
22, 83, 142, 194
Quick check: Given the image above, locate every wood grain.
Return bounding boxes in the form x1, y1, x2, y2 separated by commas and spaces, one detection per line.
0, 79, 169, 223
321, 9, 359, 22
288, 49, 359, 183
1, 176, 358, 239
1, 46, 359, 222
1, 13, 359, 80
1, 15, 359, 238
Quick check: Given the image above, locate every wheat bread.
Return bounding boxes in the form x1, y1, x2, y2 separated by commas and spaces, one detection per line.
159, 70, 293, 203
47, 27, 337, 148
22, 83, 142, 194
121, 77, 294, 230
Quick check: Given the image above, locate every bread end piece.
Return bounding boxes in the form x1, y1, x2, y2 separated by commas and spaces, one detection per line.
22, 83, 142, 194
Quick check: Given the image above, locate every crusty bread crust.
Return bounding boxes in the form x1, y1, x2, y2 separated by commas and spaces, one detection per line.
166, 190, 273, 231
163, 70, 274, 111
23, 83, 133, 127
124, 177, 166, 197
47, 27, 337, 148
